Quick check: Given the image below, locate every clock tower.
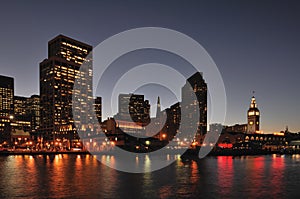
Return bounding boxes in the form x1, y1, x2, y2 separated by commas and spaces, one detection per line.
247, 95, 260, 134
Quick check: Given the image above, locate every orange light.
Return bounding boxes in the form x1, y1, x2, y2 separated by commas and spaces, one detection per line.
273, 132, 285, 136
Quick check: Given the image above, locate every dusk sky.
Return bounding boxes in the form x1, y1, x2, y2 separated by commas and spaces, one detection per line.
0, 0, 299, 133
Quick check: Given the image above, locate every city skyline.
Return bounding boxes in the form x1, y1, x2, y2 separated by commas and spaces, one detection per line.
1, 1, 300, 133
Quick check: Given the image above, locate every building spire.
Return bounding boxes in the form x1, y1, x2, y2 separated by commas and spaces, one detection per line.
156, 96, 161, 118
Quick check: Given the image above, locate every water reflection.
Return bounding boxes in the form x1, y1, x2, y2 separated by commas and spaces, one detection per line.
0, 155, 299, 198
217, 156, 233, 197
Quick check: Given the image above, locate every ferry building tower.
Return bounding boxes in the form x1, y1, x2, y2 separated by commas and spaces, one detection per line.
247, 96, 260, 134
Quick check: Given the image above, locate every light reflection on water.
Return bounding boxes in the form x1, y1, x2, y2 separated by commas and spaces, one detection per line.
0, 154, 300, 198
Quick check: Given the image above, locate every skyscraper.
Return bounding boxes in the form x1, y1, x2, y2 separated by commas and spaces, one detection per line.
13, 96, 31, 132
0, 75, 14, 117
27, 95, 40, 133
14, 96, 29, 120
12, 95, 40, 133
0, 75, 14, 142
247, 96, 260, 134
115, 93, 150, 125
94, 97, 102, 123
181, 72, 207, 143
40, 35, 92, 141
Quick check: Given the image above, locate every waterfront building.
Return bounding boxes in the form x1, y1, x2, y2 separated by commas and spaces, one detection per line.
27, 95, 40, 133
247, 96, 260, 134
0, 75, 14, 117
115, 93, 150, 125
181, 72, 207, 143
224, 124, 247, 133
94, 97, 102, 123
0, 75, 14, 142
39, 34, 92, 141
12, 95, 40, 136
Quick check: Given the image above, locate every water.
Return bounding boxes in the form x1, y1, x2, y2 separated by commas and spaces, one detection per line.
0, 154, 300, 198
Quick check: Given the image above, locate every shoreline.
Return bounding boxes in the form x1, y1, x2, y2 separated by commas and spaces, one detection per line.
0, 149, 298, 157
0, 151, 90, 156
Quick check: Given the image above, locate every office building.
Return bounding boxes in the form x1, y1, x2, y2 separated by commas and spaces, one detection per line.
0, 75, 14, 142
94, 97, 102, 123
115, 93, 150, 125
181, 72, 207, 143
40, 34, 92, 141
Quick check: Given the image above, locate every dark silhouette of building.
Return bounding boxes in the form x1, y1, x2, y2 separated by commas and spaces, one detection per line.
115, 93, 150, 125
39, 35, 92, 141
13, 96, 31, 132
14, 96, 30, 120
181, 72, 207, 143
94, 97, 102, 123
27, 95, 40, 133
0, 75, 14, 142
225, 124, 247, 133
0, 75, 14, 117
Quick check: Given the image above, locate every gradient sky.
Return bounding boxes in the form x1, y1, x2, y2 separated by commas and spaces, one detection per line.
0, 0, 299, 133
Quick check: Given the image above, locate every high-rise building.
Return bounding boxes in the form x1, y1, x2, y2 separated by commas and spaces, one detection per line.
247, 96, 260, 134
0, 75, 14, 117
13, 95, 40, 133
40, 35, 92, 141
181, 72, 207, 143
116, 93, 150, 125
27, 95, 40, 133
13, 96, 31, 132
14, 96, 29, 120
0, 75, 14, 142
94, 97, 102, 123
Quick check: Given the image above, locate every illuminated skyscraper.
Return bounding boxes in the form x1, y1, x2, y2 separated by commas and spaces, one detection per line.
247, 96, 260, 134
0, 75, 14, 117
0, 75, 14, 142
40, 35, 92, 141
181, 72, 207, 142
13, 95, 40, 133
14, 96, 29, 120
116, 93, 150, 125
27, 95, 40, 133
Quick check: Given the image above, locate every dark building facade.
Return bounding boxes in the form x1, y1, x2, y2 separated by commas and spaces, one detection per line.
14, 96, 30, 120
115, 93, 150, 125
40, 35, 92, 141
181, 72, 207, 143
27, 95, 40, 133
94, 97, 102, 123
0, 75, 14, 117
13, 95, 40, 133
0, 75, 14, 142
